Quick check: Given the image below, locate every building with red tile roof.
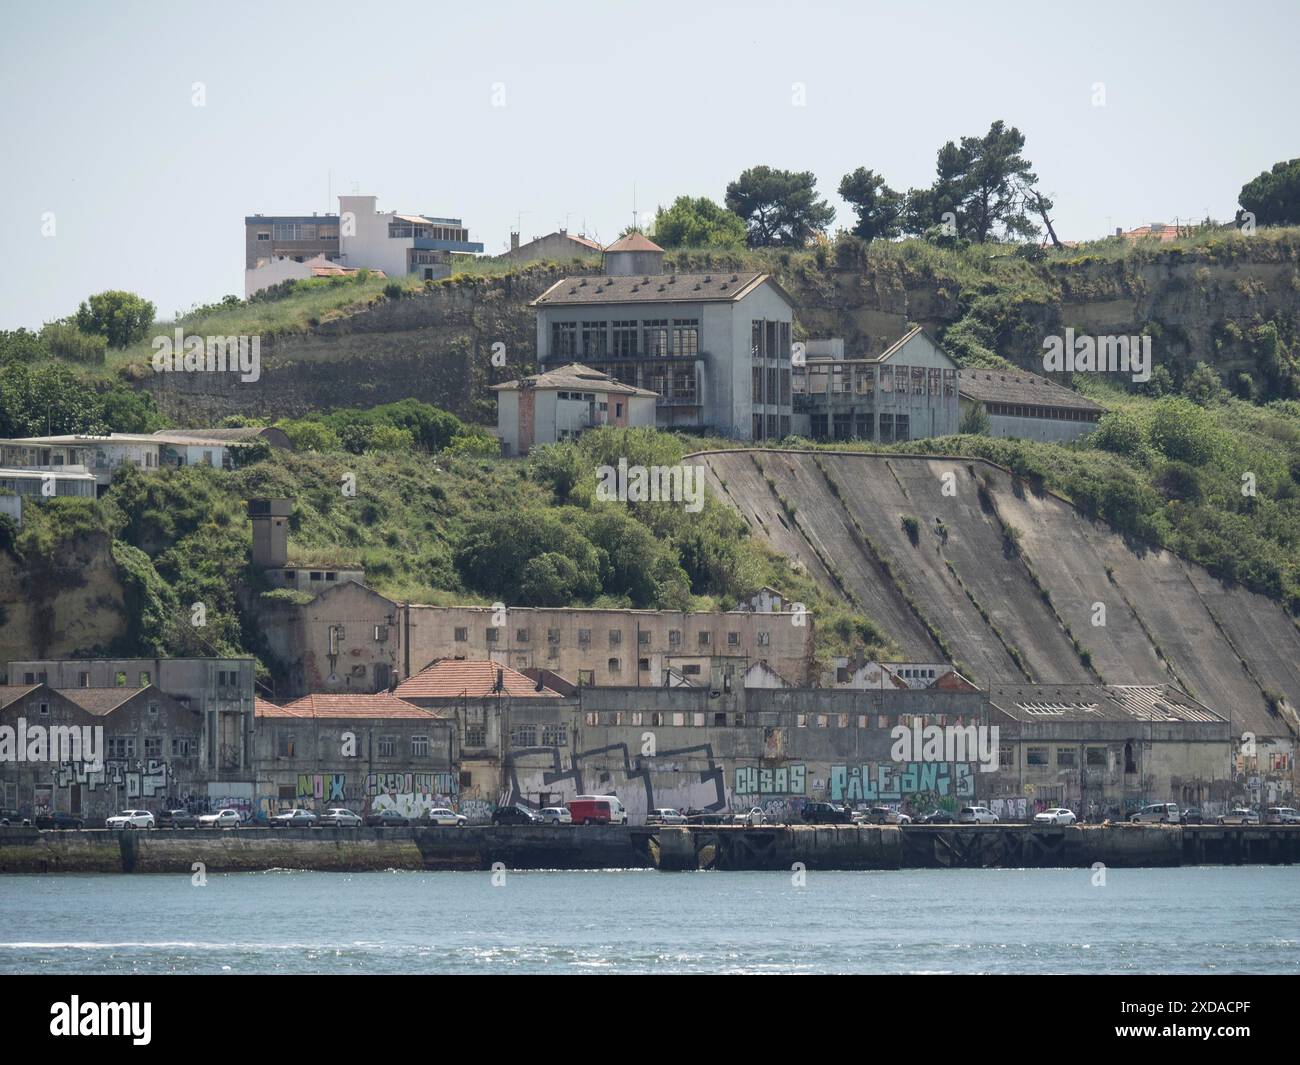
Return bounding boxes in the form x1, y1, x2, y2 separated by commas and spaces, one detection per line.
396, 659, 560, 700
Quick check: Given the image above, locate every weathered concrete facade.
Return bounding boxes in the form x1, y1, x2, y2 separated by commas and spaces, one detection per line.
7, 657, 255, 780
253, 694, 456, 820
404, 603, 816, 690
0, 683, 205, 824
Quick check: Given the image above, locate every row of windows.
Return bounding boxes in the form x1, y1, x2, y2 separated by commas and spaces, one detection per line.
985, 402, 1102, 422
551, 319, 699, 359
798, 365, 958, 398
752, 413, 792, 440
751, 320, 792, 360
275, 734, 433, 758
1024, 745, 1134, 770
262, 223, 339, 242
751, 367, 792, 407
104, 737, 193, 759
809, 412, 911, 443
388, 223, 469, 242
465, 628, 759, 648
508, 725, 568, 747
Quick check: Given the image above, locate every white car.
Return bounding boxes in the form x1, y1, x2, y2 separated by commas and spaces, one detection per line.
648, 808, 687, 825
425, 808, 467, 827
198, 808, 243, 830
958, 805, 998, 824
1132, 802, 1181, 824
539, 807, 572, 825
105, 810, 155, 830
1034, 808, 1077, 825
733, 807, 768, 826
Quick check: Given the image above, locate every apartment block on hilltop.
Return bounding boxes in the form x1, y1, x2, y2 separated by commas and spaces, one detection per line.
244, 194, 484, 296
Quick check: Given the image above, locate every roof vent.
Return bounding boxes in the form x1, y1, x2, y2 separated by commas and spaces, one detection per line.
693, 283, 702, 290
703, 276, 712, 283
643, 277, 650, 283
658, 284, 666, 292
668, 275, 676, 283
730, 274, 738, 282
578, 278, 587, 286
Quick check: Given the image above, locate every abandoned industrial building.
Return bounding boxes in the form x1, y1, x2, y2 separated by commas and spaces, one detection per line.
530, 233, 797, 439
792, 328, 1103, 444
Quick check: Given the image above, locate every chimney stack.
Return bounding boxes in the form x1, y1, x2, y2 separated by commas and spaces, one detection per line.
510, 231, 520, 252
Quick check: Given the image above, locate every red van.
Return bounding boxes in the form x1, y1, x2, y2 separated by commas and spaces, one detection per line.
567, 795, 628, 826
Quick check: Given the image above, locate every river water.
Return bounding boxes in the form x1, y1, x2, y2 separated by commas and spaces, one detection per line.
1, 865, 1296, 974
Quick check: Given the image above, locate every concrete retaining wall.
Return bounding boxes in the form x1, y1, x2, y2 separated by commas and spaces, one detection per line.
1, 824, 1295, 874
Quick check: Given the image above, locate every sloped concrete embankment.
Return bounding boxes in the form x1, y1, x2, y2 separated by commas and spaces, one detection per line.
699, 451, 1300, 737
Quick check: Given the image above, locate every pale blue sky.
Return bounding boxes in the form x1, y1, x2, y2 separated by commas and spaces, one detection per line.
1, 0, 1297, 328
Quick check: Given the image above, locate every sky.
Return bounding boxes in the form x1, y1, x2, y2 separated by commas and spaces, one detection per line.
0, 0, 1297, 329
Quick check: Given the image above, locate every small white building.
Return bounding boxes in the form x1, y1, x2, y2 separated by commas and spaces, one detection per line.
491, 363, 658, 456
244, 254, 382, 298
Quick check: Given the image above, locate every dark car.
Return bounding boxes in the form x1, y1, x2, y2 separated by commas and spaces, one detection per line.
492, 805, 542, 826
35, 812, 85, 830
801, 802, 852, 825
365, 809, 410, 827
156, 809, 199, 829
683, 807, 729, 825
921, 810, 955, 824
1182, 807, 1204, 825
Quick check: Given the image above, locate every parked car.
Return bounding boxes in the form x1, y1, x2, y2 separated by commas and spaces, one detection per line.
198, 808, 243, 830
568, 795, 628, 826
1218, 808, 1257, 825
105, 810, 155, 830
733, 807, 768, 827
156, 809, 198, 829
1131, 802, 1181, 824
866, 806, 907, 825
492, 805, 542, 826
34, 812, 86, 830
682, 807, 728, 825
920, 810, 954, 824
424, 808, 468, 827
801, 802, 852, 824
270, 808, 318, 829
539, 806, 572, 825
1182, 807, 1204, 825
365, 809, 409, 827
1265, 807, 1300, 824
958, 806, 998, 824
318, 808, 363, 828
646, 808, 687, 825
1033, 808, 1078, 826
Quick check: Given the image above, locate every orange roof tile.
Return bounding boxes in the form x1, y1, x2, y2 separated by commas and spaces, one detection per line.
396, 659, 559, 699
264, 693, 447, 719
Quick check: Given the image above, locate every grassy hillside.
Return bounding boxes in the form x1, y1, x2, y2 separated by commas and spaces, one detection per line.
1, 423, 897, 682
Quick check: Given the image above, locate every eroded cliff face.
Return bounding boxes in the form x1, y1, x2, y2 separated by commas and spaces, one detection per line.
142, 242, 1300, 424
0, 532, 127, 668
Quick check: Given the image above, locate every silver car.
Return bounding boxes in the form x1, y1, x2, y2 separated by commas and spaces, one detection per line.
539, 807, 572, 825
318, 808, 363, 827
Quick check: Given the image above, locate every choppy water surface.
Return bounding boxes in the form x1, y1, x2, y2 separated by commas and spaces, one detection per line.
1, 866, 1296, 974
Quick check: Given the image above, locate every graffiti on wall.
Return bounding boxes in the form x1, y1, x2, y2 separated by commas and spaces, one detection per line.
365, 772, 458, 819
829, 762, 975, 803
53, 759, 169, 798
734, 764, 806, 797
297, 773, 347, 804
505, 742, 726, 824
